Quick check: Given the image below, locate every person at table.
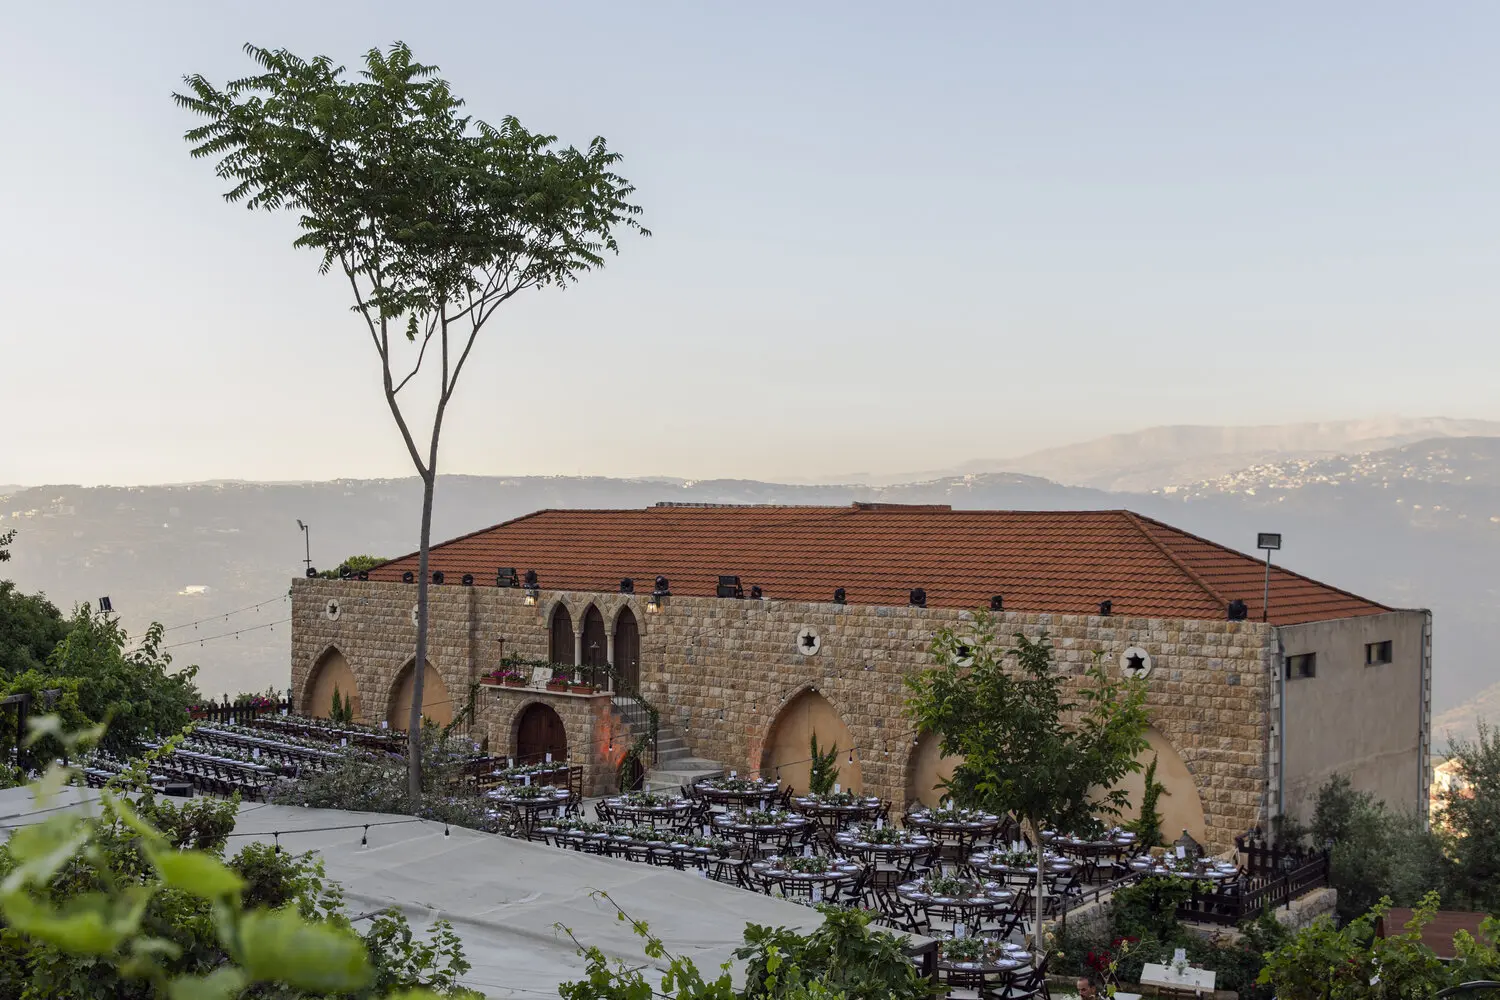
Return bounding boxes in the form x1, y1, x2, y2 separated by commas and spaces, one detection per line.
1077, 978, 1100, 1000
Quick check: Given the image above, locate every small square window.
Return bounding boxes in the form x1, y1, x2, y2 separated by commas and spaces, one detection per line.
1365, 640, 1393, 666
1285, 653, 1316, 679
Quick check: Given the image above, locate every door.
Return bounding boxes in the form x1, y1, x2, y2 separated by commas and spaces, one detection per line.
581, 605, 608, 679
614, 608, 641, 692
549, 605, 574, 664
516, 704, 568, 762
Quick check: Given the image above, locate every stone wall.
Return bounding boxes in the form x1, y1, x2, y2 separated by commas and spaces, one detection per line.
472, 685, 626, 797
290, 578, 1276, 851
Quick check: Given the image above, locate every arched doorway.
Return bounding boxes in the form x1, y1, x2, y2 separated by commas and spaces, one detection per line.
1112, 726, 1208, 847
905, 731, 964, 807
549, 605, 575, 664
614, 608, 641, 691
762, 689, 862, 794
516, 703, 568, 762
387, 660, 452, 729
305, 647, 359, 720
581, 605, 607, 676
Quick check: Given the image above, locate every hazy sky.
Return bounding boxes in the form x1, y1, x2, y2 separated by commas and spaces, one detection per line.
3, 2, 1499, 485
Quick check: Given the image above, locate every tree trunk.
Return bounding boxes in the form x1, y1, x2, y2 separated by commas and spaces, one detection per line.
1027, 817, 1046, 952
407, 472, 436, 802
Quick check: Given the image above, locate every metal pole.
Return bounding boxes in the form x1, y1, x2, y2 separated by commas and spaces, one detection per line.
1262, 548, 1272, 622
301, 523, 311, 575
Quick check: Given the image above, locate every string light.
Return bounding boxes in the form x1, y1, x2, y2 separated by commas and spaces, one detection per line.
161, 617, 292, 651
161, 594, 289, 633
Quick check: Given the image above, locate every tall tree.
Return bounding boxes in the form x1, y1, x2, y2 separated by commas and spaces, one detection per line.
905, 613, 1149, 946
1440, 720, 1500, 912
176, 43, 647, 798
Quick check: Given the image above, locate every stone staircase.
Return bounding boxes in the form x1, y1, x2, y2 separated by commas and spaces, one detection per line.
611, 696, 723, 792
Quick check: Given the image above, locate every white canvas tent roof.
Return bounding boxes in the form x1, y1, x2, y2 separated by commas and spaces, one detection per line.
0, 787, 828, 998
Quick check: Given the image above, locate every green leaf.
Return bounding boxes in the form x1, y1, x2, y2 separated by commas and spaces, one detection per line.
148, 847, 245, 900
2, 892, 125, 954
167, 967, 249, 1000
23, 714, 64, 748
238, 906, 372, 992
0, 814, 90, 891
32, 762, 73, 806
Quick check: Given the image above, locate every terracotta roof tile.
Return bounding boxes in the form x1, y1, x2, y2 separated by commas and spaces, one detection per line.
364, 504, 1390, 625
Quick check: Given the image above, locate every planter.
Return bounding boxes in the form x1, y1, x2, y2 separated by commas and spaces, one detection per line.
501, 678, 525, 687
568, 684, 595, 695
545, 682, 569, 693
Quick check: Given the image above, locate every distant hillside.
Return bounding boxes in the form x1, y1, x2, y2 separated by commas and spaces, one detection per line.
1150, 435, 1500, 741
3, 439, 1494, 728
954, 417, 1500, 492
1434, 682, 1499, 747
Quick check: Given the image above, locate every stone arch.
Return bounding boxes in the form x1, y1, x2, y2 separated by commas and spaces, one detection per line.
604, 597, 641, 632
303, 645, 359, 720
904, 731, 964, 808
1113, 725, 1208, 847
386, 659, 453, 729
548, 604, 575, 664
510, 700, 570, 762
760, 686, 863, 794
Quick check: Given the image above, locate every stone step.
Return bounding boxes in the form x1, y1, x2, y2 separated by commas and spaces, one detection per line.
644, 760, 724, 794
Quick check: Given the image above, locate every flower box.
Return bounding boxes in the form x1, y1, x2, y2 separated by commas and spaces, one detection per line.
545, 680, 569, 692
502, 677, 525, 687
568, 683, 595, 694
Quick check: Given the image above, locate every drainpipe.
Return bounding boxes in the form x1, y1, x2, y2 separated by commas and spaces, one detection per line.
1420, 610, 1433, 826
1274, 626, 1287, 843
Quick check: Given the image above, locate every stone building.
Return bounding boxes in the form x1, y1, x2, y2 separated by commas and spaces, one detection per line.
289, 503, 1433, 851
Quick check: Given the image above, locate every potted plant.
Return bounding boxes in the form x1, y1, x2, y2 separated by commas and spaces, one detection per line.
545, 669, 570, 693
497, 669, 526, 687
568, 678, 595, 694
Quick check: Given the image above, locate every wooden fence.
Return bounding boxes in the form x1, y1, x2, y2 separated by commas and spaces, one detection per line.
1175, 837, 1331, 925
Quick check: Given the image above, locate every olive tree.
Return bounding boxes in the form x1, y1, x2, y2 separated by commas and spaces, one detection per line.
176, 43, 647, 798
905, 613, 1149, 947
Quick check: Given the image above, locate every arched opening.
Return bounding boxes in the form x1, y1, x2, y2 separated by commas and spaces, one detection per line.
516, 703, 568, 762
549, 605, 575, 665
614, 608, 641, 691
761, 689, 863, 794
1112, 726, 1208, 847
905, 731, 964, 807
305, 647, 359, 720
387, 660, 452, 729
581, 605, 607, 673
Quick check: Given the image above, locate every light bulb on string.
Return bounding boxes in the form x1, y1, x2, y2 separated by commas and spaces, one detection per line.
361, 825, 369, 847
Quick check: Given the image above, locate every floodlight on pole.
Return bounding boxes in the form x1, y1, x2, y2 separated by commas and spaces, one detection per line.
296, 520, 311, 577
1256, 532, 1282, 622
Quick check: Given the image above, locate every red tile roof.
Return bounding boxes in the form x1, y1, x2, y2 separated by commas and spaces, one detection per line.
365, 504, 1390, 625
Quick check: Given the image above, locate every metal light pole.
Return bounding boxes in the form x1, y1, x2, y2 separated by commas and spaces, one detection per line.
296, 519, 311, 576
1257, 532, 1282, 622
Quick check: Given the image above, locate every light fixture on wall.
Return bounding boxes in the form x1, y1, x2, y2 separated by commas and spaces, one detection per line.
909, 588, 927, 608
646, 594, 660, 614
833, 587, 846, 605
523, 569, 540, 606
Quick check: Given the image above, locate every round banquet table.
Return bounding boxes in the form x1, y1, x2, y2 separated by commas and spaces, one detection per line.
486, 786, 572, 836
937, 942, 1035, 995
601, 795, 696, 827
1129, 857, 1239, 883
897, 878, 1016, 934
750, 856, 865, 902
969, 848, 1075, 881
832, 827, 936, 869
695, 779, 783, 809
